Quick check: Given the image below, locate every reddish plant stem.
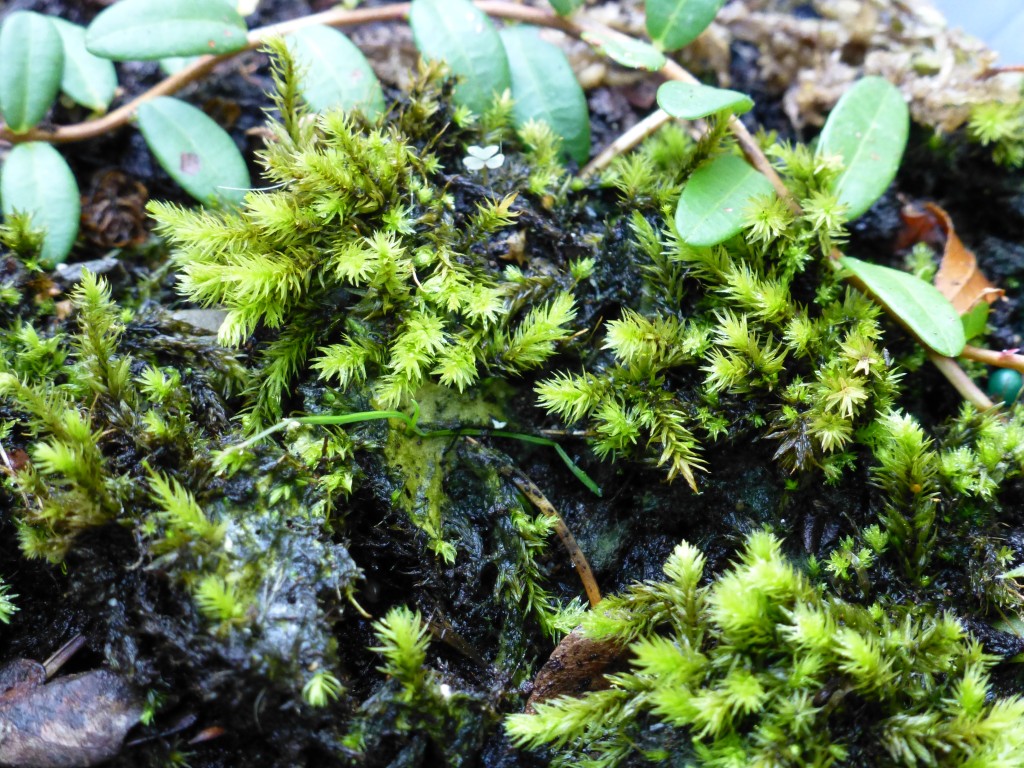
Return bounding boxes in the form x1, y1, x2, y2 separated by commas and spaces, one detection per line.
981, 64, 1024, 79
960, 344, 1024, 375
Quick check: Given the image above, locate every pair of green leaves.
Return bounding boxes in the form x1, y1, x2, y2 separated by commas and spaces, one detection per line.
660, 81, 767, 248
814, 79, 962, 358
670, 76, 962, 357
0, 12, 117, 132
410, 0, 590, 165
817, 80, 962, 356
672, 76, 909, 245
0, 0, 387, 266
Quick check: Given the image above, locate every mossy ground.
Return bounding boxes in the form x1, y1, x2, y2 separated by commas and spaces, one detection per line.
2, 2, 1024, 767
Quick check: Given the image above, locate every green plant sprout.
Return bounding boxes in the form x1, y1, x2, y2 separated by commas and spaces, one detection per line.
302, 669, 344, 708
0, 578, 17, 624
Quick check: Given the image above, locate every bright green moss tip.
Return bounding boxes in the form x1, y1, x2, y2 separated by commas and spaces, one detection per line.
507, 530, 1024, 767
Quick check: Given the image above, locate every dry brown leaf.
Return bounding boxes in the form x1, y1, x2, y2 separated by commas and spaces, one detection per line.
525, 627, 625, 713
0, 642, 143, 768
923, 202, 1004, 314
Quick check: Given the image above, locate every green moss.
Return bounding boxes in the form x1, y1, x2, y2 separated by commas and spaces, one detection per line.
150, 53, 579, 434
537, 140, 899, 490
507, 531, 1024, 767
2, 32, 1024, 768
968, 97, 1024, 168
383, 383, 507, 562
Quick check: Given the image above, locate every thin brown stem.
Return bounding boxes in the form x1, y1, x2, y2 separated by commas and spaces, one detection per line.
500, 467, 603, 607
0, 3, 414, 144
981, 64, 1024, 79
928, 352, 995, 410
462, 437, 601, 606
580, 108, 673, 178
960, 344, 1024, 375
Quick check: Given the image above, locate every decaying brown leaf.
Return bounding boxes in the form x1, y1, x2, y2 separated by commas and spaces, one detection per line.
0, 642, 142, 768
525, 628, 625, 713
912, 202, 1005, 314
79, 170, 149, 250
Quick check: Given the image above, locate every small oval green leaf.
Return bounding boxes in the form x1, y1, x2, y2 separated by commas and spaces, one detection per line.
581, 28, 666, 71
646, 0, 726, 52
675, 154, 775, 247
0, 12, 64, 133
50, 18, 118, 112
85, 0, 248, 61
816, 77, 909, 221
500, 27, 590, 166
286, 25, 384, 118
961, 301, 989, 342
136, 97, 250, 206
410, 0, 510, 115
657, 81, 753, 120
548, 0, 585, 15
841, 256, 965, 357
1, 143, 80, 267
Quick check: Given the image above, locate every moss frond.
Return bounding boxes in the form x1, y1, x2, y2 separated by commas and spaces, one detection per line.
370, 606, 431, 699
508, 532, 1024, 766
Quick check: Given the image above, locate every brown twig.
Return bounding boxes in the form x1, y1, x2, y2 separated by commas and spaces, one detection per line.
462, 436, 601, 605
504, 467, 602, 607
980, 64, 1024, 79
580, 108, 673, 178
960, 344, 1024, 375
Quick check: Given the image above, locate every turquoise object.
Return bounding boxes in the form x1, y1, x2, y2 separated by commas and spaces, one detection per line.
987, 368, 1023, 405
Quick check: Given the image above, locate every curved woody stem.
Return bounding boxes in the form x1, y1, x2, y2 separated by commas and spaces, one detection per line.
0, 0, 787, 208
960, 344, 1024, 376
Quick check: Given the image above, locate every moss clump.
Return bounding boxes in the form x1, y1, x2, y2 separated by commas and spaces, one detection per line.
968, 97, 1024, 168
0, 269, 361, 719
149, 50, 580, 435
538, 140, 900, 490
508, 530, 1024, 767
